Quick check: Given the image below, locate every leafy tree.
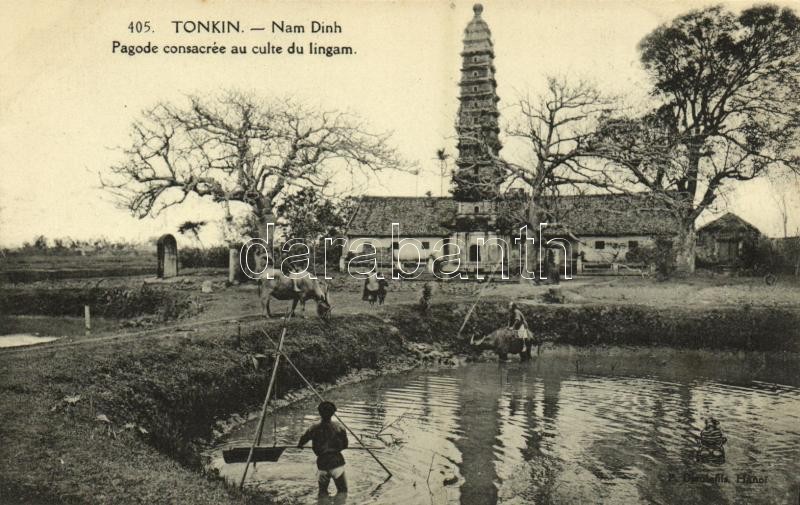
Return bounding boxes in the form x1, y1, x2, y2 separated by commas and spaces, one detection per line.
276, 187, 351, 241
275, 187, 353, 267
594, 5, 800, 271
103, 91, 403, 246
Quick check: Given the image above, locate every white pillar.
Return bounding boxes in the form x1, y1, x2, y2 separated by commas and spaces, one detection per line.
228, 248, 238, 283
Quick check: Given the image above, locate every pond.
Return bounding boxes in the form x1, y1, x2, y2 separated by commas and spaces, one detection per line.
0, 333, 60, 348
210, 346, 800, 505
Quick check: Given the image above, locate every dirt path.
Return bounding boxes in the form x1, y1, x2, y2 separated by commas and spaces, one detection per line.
0, 283, 471, 355
0, 313, 268, 355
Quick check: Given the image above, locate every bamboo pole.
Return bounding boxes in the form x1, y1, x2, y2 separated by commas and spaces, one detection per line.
238, 312, 292, 489
459, 262, 502, 343
260, 330, 393, 479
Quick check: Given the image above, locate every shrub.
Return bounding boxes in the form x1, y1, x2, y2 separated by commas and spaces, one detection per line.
626, 238, 675, 277
179, 246, 229, 269
0, 285, 201, 320
737, 239, 781, 272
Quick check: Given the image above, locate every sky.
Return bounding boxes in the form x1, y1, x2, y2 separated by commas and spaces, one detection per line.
1, 0, 799, 248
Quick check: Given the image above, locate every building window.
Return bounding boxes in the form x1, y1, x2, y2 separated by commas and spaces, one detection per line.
362, 243, 376, 254
474, 206, 480, 214
443, 238, 452, 255
473, 56, 479, 62
473, 71, 478, 77
473, 86, 478, 92
473, 166, 479, 175
392, 241, 399, 250
628, 240, 639, 249
469, 244, 481, 262
421, 241, 430, 249
595, 241, 605, 250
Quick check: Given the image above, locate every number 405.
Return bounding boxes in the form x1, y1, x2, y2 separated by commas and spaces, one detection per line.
128, 21, 152, 33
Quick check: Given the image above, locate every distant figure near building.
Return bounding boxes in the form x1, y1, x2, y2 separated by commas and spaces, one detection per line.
157, 234, 178, 278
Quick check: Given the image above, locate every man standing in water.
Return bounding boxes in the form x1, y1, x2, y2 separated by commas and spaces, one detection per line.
508, 301, 530, 340
298, 401, 349, 496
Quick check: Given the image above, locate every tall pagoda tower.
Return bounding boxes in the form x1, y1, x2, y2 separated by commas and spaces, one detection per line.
452, 3, 504, 204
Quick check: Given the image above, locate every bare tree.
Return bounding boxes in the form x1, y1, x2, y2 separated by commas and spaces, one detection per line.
103, 91, 404, 245
452, 76, 617, 277
594, 5, 800, 272
767, 169, 800, 239
499, 77, 617, 224
453, 77, 617, 223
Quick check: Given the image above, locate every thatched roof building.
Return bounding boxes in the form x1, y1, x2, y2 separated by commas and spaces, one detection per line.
697, 213, 761, 241
346, 196, 457, 237
696, 212, 763, 266
345, 193, 681, 238
542, 193, 680, 237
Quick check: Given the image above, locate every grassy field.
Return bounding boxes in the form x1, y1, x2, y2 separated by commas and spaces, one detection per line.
0, 254, 156, 282
4, 252, 799, 310
1, 254, 154, 269
512, 273, 800, 308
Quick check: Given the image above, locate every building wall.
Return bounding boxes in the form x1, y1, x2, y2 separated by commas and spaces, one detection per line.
457, 201, 498, 216
696, 228, 760, 266
578, 235, 656, 264
450, 231, 512, 270
345, 233, 663, 273
696, 233, 721, 265
345, 236, 450, 261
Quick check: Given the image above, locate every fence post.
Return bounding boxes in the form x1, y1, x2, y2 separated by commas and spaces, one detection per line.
84, 305, 91, 335
228, 248, 238, 284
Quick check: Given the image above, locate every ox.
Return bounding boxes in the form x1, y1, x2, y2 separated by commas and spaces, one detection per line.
257, 268, 331, 320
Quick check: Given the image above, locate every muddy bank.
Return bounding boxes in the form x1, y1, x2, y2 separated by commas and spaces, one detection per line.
0, 315, 409, 505
1, 301, 798, 504
392, 301, 800, 352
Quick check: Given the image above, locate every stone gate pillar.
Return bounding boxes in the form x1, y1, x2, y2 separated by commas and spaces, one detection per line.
157, 234, 178, 278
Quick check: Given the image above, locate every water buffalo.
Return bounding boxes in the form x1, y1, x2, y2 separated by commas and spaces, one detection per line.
362, 273, 389, 306
257, 269, 331, 320
471, 327, 534, 362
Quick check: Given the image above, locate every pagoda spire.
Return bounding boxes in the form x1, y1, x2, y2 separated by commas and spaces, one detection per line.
453, 3, 504, 203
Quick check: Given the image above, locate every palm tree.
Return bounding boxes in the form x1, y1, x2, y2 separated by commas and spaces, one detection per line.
177, 220, 207, 248
436, 148, 450, 196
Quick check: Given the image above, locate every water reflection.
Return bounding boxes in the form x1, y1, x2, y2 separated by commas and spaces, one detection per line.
211, 346, 800, 505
